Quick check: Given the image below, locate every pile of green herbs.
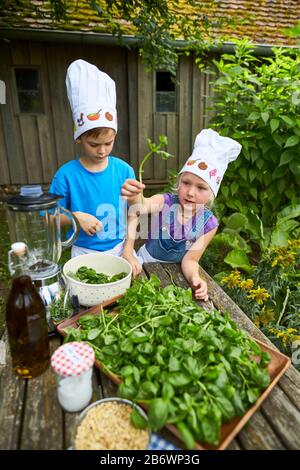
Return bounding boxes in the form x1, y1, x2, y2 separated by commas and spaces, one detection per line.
68, 266, 127, 284
64, 275, 271, 449
49, 291, 73, 323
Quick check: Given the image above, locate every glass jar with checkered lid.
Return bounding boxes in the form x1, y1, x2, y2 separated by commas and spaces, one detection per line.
51, 342, 95, 412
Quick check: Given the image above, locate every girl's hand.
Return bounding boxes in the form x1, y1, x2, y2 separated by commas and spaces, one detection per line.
121, 179, 145, 202
73, 211, 103, 236
122, 252, 142, 278
190, 275, 208, 301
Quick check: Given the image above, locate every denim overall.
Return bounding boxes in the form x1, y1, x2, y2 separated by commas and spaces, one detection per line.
145, 196, 213, 263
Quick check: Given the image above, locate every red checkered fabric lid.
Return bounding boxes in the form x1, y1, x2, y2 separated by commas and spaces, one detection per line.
51, 342, 95, 376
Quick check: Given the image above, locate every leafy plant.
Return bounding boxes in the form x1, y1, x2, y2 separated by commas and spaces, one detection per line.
220, 240, 300, 367
64, 275, 271, 448
208, 40, 300, 231
211, 204, 300, 272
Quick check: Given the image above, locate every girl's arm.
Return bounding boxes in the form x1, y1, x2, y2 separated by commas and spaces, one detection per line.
122, 211, 142, 278
121, 179, 164, 214
181, 227, 218, 301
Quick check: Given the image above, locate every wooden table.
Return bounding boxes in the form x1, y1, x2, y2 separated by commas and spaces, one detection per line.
1, 262, 300, 450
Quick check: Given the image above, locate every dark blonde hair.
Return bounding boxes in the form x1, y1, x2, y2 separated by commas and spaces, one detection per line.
78, 127, 116, 139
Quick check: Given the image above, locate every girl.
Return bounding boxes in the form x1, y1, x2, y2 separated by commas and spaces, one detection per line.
121, 129, 242, 300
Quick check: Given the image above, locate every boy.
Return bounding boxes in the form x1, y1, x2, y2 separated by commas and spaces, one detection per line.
50, 60, 140, 275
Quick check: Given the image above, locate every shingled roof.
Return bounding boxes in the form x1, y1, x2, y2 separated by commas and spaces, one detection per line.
0, 0, 299, 47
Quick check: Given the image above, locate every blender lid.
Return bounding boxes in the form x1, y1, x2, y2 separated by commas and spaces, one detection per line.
6, 185, 62, 210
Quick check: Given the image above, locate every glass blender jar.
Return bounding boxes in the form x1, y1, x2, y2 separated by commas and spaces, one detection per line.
5, 185, 80, 321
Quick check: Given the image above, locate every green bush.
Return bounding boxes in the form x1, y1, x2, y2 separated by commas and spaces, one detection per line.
209, 40, 300, 230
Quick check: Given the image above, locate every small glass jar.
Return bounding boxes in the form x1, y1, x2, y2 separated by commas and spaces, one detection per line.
51, 342, 95, 413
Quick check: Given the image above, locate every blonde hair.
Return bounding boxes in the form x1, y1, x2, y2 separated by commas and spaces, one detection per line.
174, 172, 215, 209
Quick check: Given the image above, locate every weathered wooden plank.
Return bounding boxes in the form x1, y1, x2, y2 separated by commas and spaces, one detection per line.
166, 113, 179, 174
20, 337, 64, 450
37, 115, 58, 182
237, 409, 285, 450
19, 115, 43, 183
279, 367, 300, 409
0, 44, 27, 184
153, 112, 167, 181
142, 262, 172, 287
127, 49, 139, 171
137, 62, 154, 180
0, 107, 10, 185
178, 56, 192, 167
161, 263, 214, 313
28, 42, 43, 66
261, 386, 300, 449
191, 57, 204, 138
226, 439, 241, 450
46, 44, 75, 169
11, 41, 30, 65
0, 332, 26, 450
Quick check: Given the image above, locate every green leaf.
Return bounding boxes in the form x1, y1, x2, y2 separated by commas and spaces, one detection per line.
240, 168, 248, 181
289, 161, 300, 176
270, 228, 289, 247
277, 204, 300, 221
177, 421, 196, 450
247, 388, 260, 404
87, 328, 101, 340
247, 112, 260, 121
270, 118, 279, 133
261, 112, 269, 124
249, 187, 257, 200
279, 149, 297, 166
284, 135, 300, 148
222, 186, 229, 198
249, 169, 257, 182
280, 115, 296, 127
148, 398, 169, 431
130, 407, 148, 429
225, 213, 248, 232
230, 181, 239, 195
224, 249, 251, 271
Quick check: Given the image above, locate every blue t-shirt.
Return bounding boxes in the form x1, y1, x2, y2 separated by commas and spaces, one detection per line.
50, 157, 135, 251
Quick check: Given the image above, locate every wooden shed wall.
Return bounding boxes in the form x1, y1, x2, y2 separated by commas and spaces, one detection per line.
0, 40, 213, 188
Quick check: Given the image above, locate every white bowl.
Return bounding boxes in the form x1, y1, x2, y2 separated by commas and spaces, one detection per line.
62, 253, 132, 307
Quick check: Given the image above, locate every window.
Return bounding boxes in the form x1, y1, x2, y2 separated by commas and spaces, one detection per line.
155, 71, 176, 112
15, 68, 44, 113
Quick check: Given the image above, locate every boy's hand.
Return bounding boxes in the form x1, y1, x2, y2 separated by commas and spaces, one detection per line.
190, 275, 208, 301
73, 211, 103, 236
122, 252, 142, 278
121, 179, 145, 202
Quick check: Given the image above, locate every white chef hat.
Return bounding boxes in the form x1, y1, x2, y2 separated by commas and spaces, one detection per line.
179, 129, 242, 196
66, 59, 117, 140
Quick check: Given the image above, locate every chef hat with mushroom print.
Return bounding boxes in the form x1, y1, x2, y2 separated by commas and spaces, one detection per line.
179, 129, 242, 196
66, 59, 117, 140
